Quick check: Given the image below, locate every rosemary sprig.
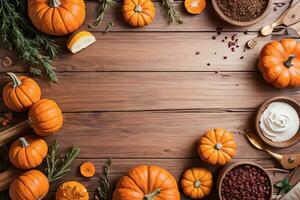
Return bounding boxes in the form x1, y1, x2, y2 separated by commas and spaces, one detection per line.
46, 139, 80, 182
0, 0, 60, 82
90, 0, 116, 29
275, 178, 292, 195
97, 158, 112, 200
104, 21, 114, 34
161, 0, 183, 24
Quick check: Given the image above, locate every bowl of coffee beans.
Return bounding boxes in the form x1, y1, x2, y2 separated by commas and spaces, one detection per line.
212, 0, 273, 26
217, 161, 273, 200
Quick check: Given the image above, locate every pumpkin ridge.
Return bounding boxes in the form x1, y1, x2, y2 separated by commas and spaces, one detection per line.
29, 145, 45, 163
9, 89, 23, 110
16, 149, 28, 168
20, 175, 42, 199
13, 181, 30, 200
24, 147, 34, 168
147, 165, 150, 194
17, 176, 38, 199
140, 10, 152, 22
39, 7, 52, 31
55, 8, 69, 33
59, 4, 81, 27
50, 8, 58, 35
127, 174, 145, 195
18, 85, 36, 104
15, 87, 32, 107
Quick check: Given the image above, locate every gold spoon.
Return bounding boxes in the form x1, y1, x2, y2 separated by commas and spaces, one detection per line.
245, 131, 300, 169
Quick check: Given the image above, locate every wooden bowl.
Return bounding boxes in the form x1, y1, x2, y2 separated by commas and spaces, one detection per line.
211, 0, 273, 27
255, 96, 300, 148
217, 161, 273, 200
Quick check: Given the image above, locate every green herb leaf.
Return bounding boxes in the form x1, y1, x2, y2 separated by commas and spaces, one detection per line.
46, 139, 80, 182
275, 178, 292, 195
0, 0, 60, 82
97, 158, 112, 200
161, 0, 183, 24
90, 0, 116, 29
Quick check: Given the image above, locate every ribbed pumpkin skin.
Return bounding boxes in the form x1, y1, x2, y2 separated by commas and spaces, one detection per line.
56, 181, 89, 200
113, 165, 180, 200
198, 128, 236, 165
259, 38, 300, 88
181, 167, 213, 199
9, 170, 49, 200
28, 0, 86, 36
3, 73, 41, 112
123, 0, 155, 27
9, 136, 48, 169
29, 99, 64, 136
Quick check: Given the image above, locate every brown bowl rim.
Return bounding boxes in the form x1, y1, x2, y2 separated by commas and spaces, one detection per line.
255, 96, 300, 148
211, 0, 273, 27
217, 161, 273, 200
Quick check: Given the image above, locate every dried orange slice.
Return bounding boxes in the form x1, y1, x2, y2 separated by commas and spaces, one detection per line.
80, 161, 96, 178
67, 31, 96, 53
184, 0, 206, 15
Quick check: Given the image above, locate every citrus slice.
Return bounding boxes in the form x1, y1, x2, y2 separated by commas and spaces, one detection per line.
67, 31, 96, 53
184, 0, 206, 15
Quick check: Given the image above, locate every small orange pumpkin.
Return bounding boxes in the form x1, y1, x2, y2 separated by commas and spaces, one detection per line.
259, 38, 300, 88
80, 162, 96, 178
113, 165, 180, 200
122, 0, 155, 27
56, 181, 89, 200
9, 170, 49, 200
28, 0, 86, 36
181, 167, 213, 199
9, 136, 48, 169
184, 0, 206, 15
29, 99, 63, 136
198, 128, 236, 165
3, 72, 41, 112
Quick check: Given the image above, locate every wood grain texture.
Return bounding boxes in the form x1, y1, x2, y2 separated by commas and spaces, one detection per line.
1, 72, 299, 112
44, 112, 300, 159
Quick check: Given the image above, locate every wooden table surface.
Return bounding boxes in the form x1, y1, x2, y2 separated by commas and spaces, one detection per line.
1, 0, 300, 199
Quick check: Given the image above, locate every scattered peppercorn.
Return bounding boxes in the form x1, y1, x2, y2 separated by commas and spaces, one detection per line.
207, 63, 211, 66
223, 56, 227, 60
212, 36, 217, 40
240, 56, 244, 59
196, 51, 200, 55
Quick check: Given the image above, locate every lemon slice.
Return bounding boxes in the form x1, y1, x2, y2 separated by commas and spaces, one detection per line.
67, 31, 96, 53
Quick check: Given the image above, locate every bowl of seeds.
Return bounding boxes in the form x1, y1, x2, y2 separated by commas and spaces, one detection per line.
212, 0, 273, 26
217, 161, 273, 200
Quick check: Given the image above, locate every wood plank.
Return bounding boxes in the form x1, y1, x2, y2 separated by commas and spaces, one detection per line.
82, 0, 289, 32
1, 72, 299, 112
43, 112, 300, 159
0, 32, 285, 73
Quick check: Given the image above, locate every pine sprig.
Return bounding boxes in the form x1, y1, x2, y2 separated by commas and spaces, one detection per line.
97, 158, 112, 200
161, 0, 183, 24
275, 178, 292, 195
89, 0, 116, 29
46, 139, 80, 182
0, 0, 60, 82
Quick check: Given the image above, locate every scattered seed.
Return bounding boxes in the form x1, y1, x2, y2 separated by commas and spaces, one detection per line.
212, 36, 217, 40
223, 56, 228, 60
240, 56, 244, 59
207, 63, 211, 66
196, 51, 200, 55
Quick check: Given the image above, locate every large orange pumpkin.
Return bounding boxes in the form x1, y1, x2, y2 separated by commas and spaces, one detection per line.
9, 136, 48, 169
259, 38, 300, 88
113, 165, 180, 200
181, 167, 213, 199
122, 0, 155, 27
29, 99, 63, 136
198, 128, 237, 165
3, 72, 41, 112
9, 170, 49, 200
56, 181, 89, 200
28, 0, 86, 36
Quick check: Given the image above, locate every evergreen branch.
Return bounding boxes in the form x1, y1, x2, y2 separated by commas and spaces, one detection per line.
161, 0, 183, 24
97, 158, 112, 200
90, 0, 116, 29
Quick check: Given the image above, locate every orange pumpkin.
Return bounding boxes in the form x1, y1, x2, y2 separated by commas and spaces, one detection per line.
184, 0, 206, 15
3, 72, 41, 112
198, 128, 236, 165
123, 0, 155, 27
9, 170, 49, 200
56, 181, 89, 200
29, 99, 63, 136
259, 38, 300, 88
9, 136, 48, 169
28, 0, 86, 36
181, 167, 213, 199
113, 165, 180, 200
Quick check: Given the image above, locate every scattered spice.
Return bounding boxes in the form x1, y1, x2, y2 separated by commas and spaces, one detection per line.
2, 56, 13, 68
196, 51, 200, 55
240, 56, 244, 59
212, 36, 217, 40
244, 30, 248, 35
223, 56, 227, 60
217, 0, 268, 22
207, 63, 210, 66
221, 165, 272, 200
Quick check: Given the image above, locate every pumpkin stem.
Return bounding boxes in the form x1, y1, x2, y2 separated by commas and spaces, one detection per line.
214, 143, 223, 150
49, 0, 61, 7
19, 137, 29, 148
134, 5, 143, 12
6, 72, 22, 88
194, 180, 201, 188
284, 54, 296, 68
143, 188, 160, 200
